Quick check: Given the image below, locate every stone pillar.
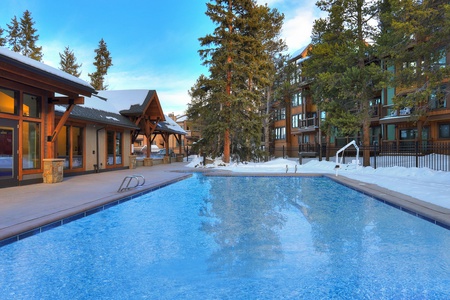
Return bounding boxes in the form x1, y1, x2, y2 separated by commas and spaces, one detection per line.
143, 158, 153, 167
129, 155, 137, 169
43, 158, 65, 183
163, 156, 171, 164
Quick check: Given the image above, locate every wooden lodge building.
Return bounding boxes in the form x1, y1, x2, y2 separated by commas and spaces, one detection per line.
0, 47, 185, 188
273, 43, 450, 160
272, 45, 322, 158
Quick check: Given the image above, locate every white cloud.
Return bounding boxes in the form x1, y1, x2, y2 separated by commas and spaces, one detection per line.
256, 0, 284, 6
106, 69, 196, 116
281, 4, 322, 53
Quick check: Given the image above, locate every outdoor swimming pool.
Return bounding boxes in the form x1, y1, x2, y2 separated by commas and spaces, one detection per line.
1, 174, 450, 299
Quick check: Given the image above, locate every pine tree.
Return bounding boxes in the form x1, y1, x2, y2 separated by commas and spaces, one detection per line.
19, 10, 43, 61
88, 38, 113, 90
304, 0, 383, 166
0, 26, 5, 47
376, 0, 450, 117
59, 46, 82, 77
7, 16, 21, 53
190, 0, 285, 163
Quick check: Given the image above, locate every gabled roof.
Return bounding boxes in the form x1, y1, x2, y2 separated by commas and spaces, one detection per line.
0, 47, 96, 97
96, 89, 165, 121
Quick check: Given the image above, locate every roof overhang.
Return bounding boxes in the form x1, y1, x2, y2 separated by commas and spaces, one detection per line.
0, 47, 96, 98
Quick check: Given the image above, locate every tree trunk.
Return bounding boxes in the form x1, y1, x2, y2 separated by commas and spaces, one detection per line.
264, 87, 271, 161
363, 119, 370, 167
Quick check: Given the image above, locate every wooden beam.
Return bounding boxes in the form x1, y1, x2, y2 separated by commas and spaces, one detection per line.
50, 103, 74, 142
48, 96, 85, 105
0, 66, 81, 98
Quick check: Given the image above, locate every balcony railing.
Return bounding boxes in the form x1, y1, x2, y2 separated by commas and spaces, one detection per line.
292, 117, 319, 132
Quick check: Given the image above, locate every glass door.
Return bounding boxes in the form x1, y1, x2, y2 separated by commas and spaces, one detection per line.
0, 119, 18, 187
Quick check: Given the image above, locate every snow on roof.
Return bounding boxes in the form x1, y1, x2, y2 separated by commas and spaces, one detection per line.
157, 115, 187, 135
290, 44, 310, 60
0, 46, 94, 92
177, 115, 188, 122
54, 104, 138, 129
80, 89, 153, 114
97, 89, 152, 112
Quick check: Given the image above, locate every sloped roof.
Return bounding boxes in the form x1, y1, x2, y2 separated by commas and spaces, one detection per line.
157, 115, 187, 135
67, 89, 185, 134
55, 103, 139, 129
96, 89, 164, 120
290, 44, 311, 61
0, 47, 95, 97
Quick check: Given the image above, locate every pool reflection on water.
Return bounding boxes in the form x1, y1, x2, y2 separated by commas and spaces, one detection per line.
1, 174, 450, 299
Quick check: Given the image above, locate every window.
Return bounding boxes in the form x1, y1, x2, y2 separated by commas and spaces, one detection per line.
292, 115, 299, 128
400, 129, 416, 140
432, 49, 447, 69
402, 61, 417, 75
107, 130, 123, 165
57, 125, 84, 169
292, 92, 302, 107
303, 135, 310, 143
23, 93, 41, 118
274, 108, 286, 121
275, 127, 285, 140
430, 85, 448, 109
22, 121, 41, 169
439, 124, 450, 139
0, 87, 18, 115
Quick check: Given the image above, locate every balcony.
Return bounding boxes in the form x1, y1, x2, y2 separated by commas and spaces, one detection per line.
292, 117, 319, 134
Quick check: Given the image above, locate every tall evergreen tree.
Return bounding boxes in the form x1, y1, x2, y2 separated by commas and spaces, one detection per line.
304, 0, 382, 166
19, 10, 43, 61
59, 46, 82, 77
7, 16, 21, 53
88, 38, 113, 90
189, 0, 285, 163
376, 0, 450, 118
0, 26, 5, 47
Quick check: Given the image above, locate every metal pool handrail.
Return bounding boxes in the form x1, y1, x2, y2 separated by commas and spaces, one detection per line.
117, 175, 145, 192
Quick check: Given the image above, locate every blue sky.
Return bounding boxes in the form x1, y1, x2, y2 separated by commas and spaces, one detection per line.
0, 0, 322, 116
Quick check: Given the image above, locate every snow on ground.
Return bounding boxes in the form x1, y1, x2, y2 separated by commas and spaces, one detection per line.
185, 156, 450, 209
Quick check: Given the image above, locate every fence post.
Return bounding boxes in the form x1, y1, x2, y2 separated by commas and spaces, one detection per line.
283, 145, 285, 158
373, 143, 377, 169
415, 141, 419, 168
318, 143, 322, 161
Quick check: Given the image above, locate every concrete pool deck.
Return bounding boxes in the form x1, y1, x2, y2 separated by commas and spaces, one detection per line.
1, 162, 450, 245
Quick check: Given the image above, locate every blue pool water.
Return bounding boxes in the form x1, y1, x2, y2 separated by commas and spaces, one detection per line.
1, 174, 450, 299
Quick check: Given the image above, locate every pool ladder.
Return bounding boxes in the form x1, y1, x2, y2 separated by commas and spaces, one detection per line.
117, 175, 145, 192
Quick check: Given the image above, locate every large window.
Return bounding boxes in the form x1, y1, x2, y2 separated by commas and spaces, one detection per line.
439, 124, 450, 139
400, 129, 416, 140
292, 114, 303, 128
23, 93, 41, 118
292, 115, 298, 128
107, 130, 123, 166
57, 125, 84, 169
430, 85, 448, 110
292, 92, 302, 107
275, 127, 285, 140
275, 108, 286, 121
0, 87, 18, 115
22, 121, 40, 169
